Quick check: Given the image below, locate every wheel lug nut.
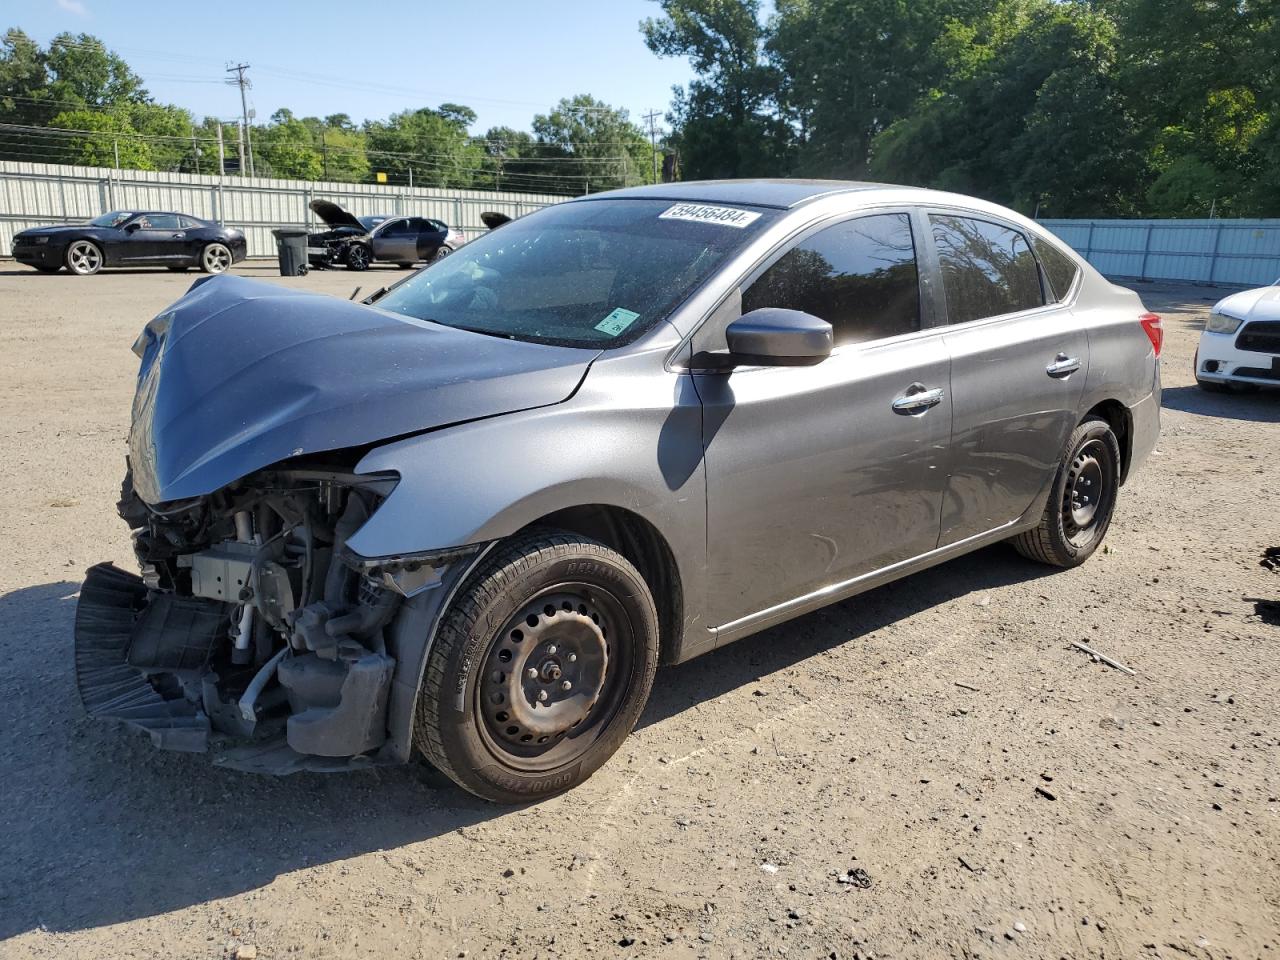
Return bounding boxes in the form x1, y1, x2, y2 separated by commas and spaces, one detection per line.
526, 668, 538, 679
561, 680, 572, 691
537, 690, 548, 702
547, 644, 557, 655
568, 653, 577, 663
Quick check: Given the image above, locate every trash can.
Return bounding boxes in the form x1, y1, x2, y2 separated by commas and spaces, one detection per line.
272, 227, 310, 277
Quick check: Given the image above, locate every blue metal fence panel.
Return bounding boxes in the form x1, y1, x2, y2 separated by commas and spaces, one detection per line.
1039, 218, 1280, 287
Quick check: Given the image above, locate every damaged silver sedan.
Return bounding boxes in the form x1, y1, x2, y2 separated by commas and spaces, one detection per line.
77, 180, 1160, 802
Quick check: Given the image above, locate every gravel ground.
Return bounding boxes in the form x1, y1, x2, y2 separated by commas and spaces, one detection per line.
0, 261, 1276, 960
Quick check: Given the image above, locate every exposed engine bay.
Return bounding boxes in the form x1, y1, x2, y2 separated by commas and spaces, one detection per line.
75, 464, 440, 772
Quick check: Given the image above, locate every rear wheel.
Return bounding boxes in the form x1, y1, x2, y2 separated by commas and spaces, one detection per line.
346, 244, 371, 271
414, 530, 659, 803
434, 245, 453, 261
200, 243, 232, 274
65, 240, 103, 275
1012, 417, 1121, 568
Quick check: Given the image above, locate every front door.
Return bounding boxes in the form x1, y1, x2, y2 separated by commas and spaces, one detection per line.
696, 212, 951, 635
371, 218, 417, 262
925, 212, 1088, 544
119, 213, 185, 263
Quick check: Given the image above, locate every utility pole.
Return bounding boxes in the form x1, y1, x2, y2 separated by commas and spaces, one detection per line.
226, 63, 255, 177
216, 123, 224, 175
237, 120, 245, 176
642, 109, 661, 183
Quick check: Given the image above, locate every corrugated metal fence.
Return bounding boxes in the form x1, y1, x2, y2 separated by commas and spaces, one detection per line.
0, 160, 565, 258
4, 163, 1279, 286
1040, 218, 1280, 287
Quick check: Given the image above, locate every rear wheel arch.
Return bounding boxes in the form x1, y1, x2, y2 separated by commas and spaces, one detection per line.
1084, 399, 1132, 484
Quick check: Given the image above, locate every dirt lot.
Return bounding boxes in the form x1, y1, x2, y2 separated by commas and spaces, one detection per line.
0, 261, 1276, 960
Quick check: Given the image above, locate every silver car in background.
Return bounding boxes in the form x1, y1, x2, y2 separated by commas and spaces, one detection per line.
77, 180, 1161, 803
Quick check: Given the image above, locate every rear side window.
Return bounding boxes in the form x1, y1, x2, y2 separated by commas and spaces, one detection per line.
930, 215, 1044, 324
1033, 236, 1081, 301
742, 213, 920, 346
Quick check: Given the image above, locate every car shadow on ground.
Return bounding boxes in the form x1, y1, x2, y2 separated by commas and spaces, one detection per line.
639, 542, 1054, 729
0, 544, 1051, 937
1162, 384, 1280, 422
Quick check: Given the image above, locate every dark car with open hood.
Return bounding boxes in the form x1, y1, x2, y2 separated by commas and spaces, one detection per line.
12, 210, 246, 275
306, 198, 458, 270
77, 180, 1160, 803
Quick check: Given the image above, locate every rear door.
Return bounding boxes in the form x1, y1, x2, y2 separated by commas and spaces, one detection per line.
925, 211, 1088, 545
412, 217, 447, 260
696, 211, 951, 633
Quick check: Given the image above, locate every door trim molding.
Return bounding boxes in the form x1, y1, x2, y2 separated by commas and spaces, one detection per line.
710, 517, 1025, 645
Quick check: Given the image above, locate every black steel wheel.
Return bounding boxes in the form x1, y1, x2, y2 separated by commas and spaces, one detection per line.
1012, 417, 1121, 568
346, 244, 371, 271
414, 530, 659, 803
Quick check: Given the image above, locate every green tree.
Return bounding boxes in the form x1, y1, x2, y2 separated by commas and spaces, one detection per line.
529, 95, 655, 193
868, 0, 1140, 216
363, 105, 483, 187
642, 0, 791, 179
256, 108, 323, 180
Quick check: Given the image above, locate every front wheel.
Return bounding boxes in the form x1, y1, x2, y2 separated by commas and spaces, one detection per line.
1012, 417, 1121, 568
346, 244, 371, 271
200, 243, 232, 274
414, 531, 659, 803
65, 240, 103, 275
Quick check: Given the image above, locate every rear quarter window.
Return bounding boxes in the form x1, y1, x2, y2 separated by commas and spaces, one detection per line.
930, 215, 1044, 324
1032, 236, 1081, 302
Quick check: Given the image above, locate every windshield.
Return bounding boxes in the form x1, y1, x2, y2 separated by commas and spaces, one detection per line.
358, 216, 386, 231
91, 211, 133, 228
375, 198, 777, 347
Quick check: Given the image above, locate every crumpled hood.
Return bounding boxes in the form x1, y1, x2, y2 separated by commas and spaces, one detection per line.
128, 275, 598, 504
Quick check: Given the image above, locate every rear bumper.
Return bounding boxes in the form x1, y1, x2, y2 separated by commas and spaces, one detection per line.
1196, 331, 1280, 386
1126, 368, 1160, 480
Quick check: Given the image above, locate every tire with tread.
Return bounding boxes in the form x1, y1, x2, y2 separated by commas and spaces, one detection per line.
414, 529, 659, 803
1012, 416, 1120, 568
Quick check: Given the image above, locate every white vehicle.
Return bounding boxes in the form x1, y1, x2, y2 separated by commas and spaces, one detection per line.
1196, 280, 1280, 392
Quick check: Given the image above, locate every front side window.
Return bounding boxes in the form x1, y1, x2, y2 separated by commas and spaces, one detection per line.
1032, 236, 1081, 302
741, 213, 920, 346
930, 215, 1044, 324
136, 213, 181, 230
378, 219, 411, 236
91, 211, 133, 228
376, 198, 777, 348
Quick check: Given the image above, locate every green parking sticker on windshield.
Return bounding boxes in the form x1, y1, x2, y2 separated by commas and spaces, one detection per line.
595, 307, 640, 337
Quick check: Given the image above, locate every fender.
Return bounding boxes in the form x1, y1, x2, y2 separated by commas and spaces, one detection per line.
349, 345, 711, 760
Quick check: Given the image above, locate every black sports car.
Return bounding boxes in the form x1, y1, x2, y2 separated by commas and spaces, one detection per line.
306, 199, 457, 270
12, 211, 247, 276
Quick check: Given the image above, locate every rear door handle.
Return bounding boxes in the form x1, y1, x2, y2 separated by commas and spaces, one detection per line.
1046, 353, 1081, 378
892, 384, 945, 414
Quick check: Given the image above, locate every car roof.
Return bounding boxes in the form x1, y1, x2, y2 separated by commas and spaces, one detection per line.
573, 179, 892, 210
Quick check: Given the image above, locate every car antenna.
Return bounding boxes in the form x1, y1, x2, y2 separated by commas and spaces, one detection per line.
349, 286, 362, 301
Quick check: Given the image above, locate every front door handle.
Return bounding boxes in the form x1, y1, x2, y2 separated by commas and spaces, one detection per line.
1046, 353, 1081, 378
892, 384, 945, 414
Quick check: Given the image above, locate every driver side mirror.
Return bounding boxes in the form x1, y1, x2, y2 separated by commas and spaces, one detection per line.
723, 308, 833, 367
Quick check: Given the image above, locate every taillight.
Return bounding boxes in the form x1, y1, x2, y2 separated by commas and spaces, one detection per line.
1139, 312, 1163, 357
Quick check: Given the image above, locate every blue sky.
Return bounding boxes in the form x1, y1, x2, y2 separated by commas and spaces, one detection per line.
16, 0, 694, 133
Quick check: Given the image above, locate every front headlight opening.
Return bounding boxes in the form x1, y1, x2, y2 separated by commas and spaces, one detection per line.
1205, 311, 1242, 335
